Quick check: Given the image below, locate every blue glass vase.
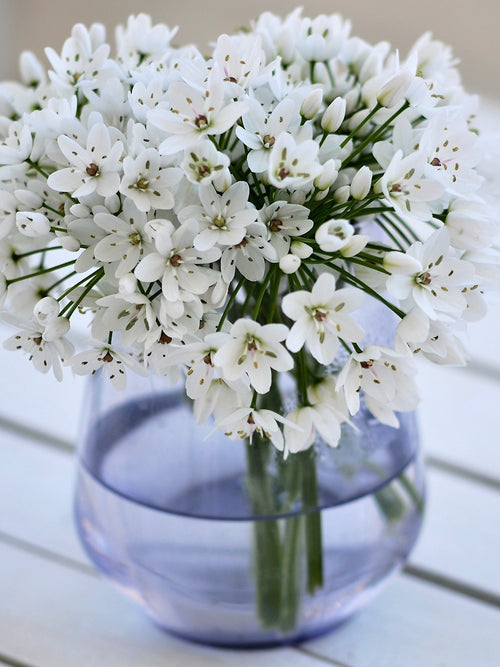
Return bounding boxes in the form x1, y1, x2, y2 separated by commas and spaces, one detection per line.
74, 367, 424, 648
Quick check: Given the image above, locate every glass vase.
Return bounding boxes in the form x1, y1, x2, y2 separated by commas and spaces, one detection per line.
74, 367, 425, 648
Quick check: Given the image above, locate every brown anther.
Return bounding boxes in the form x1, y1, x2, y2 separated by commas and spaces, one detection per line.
430, 157, 442, 167
194, 114, 208, 128
279, 167, 291, 180
247, 341, 258, 352
102, 351, 114, 363
235, 237, 248, 248
360, 360, 374, 369
263, 134, 275, 148
269, 218, 283, 233
390, 183, 402, 193
33, 336, 42, 346
417, 271, 432, 286
159, 332, 172, 344
203, 353, 212, 365
314, 310, 328, 322
170, 253, 182, 267
247, 414, 255, 425
198, 165, 211, 176
86, 163, 99, 176
225, 76, 238, 83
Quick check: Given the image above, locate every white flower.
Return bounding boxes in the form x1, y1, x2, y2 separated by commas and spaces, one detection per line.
69, 340, 146, 390
296, 13, 350, 62
375, 149, 443, 223
213, 319, 293, 394
181, 139, 231, 186
220, 221, 276, 282
3, 314, 74, 381
236, 97, 300, 173
336, 345, 419, 427
150, 67, 248, 155
385, 228, 475, 320
134, 219, 220, 305
282, 273, 365, 365
47, 123, 123, 198
0, 122, 33, 165
119, 148, 181, 213
180, 182, 259, 252
93, 201, 151, 278
216, 406, 293, 452
315, 219, 355, 253
396, 306, 468, 365
268, 132, 322, 189
260, 201, 312, 259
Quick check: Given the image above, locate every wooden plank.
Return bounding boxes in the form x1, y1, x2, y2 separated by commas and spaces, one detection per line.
1, 537, 498, 667
418, 363, 500, 480
0, 324, 83, 445
409, 468, 500, 597
0, 540, 329, 667
302, 575, 500, 667
0, 431, 86, 565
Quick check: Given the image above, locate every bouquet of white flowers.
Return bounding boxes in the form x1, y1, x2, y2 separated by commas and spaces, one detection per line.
0, 10, 498, 635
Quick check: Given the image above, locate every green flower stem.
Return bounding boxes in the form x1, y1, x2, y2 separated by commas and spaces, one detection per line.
341, 100, 409, 168
245, 439, 283, 628
399, 472, 425, 515
340, 102, 382, 149
279, 514, 302, 632
56, 267, 104, 303
216, 275, 246, 331
60, 268, 104, 318
6, 259, 75, 285
300, 450, 324, 594
374, 483, 407, 523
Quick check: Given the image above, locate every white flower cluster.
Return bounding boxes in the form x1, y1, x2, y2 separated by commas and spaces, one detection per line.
0, 11, 498, 456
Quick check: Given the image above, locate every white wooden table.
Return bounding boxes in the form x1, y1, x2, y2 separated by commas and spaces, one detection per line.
1, 108, 499, 667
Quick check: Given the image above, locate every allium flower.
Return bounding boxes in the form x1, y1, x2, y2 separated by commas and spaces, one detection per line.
69, 340, 146, 390
119, 148, 181, 213
336, 345, 419, 427
213, 319, 293, 394
47, 123, 123, 198
384, 228, 476, 320
181, 182, 259, 252
282, 273, 365, 364
150, 68, 248, 155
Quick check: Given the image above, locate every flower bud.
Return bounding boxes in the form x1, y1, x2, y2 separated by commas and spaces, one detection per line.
333, 185, 351, 204
377, 71, 412, 108
347, 109, 372, 137
340, 234, 370, 257
314, 159, 339, 190
119, 274, 137, 295
59, 235, 81, 252
350, 166, 373, 200
43, 316, 70, 342
344, 87, 361, 116
16, 211, 51, 237
321, 97, 346, 133
315, 219, 354, 252
279, 254, 301, 274
19, 51, 45, 86
34, 296, 59, 325
300, 88, 323, 120
290, 241, 313, 259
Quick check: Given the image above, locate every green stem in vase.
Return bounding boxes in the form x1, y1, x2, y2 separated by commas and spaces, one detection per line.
245, 439, 283, 628
300, 449, 324, 594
